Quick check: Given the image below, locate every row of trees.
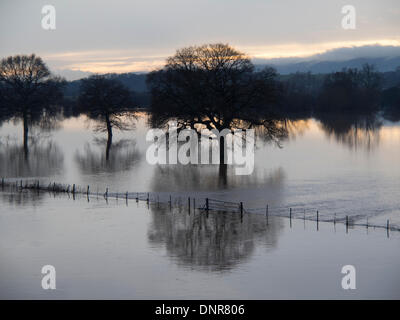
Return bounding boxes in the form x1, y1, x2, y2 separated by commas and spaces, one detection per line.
0, 55, 136, 160
280, 65, 400, 119
1, 44, 400, 163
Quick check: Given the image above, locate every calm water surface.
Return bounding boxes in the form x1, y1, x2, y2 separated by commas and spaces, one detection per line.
0, 114, 399, 298
1, 114, 399, 227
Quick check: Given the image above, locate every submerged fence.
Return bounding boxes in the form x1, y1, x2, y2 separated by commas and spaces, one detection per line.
1, 178, 398, 234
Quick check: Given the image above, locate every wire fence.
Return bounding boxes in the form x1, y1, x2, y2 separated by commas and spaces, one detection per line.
1, 178, 398, 233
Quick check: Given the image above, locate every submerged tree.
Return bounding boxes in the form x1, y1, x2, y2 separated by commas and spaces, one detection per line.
147, 43, 286, 166
78, 75, 135, 160
0, 54, 65, 158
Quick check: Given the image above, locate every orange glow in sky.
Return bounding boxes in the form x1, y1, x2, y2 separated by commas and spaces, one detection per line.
43, 39, 400, 74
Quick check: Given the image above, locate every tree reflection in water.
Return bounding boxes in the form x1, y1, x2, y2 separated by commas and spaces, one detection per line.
147, 206, 282, 272
317, 114, 382, 151
0, 137, 64, 178
0, 189, 46, 207
150, 164, 285, 193
74, 138, 140, 174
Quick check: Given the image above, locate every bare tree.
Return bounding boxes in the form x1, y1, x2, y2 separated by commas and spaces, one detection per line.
0, 54, 65, 158
78, 75, 135, 160
147, 43, 286, 165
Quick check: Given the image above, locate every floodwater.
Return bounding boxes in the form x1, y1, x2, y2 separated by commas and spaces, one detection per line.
0, 113, 399, 299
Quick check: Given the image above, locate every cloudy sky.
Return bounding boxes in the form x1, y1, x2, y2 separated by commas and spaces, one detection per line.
1, 0, 399, 79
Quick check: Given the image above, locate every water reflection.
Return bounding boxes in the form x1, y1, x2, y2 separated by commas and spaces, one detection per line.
0, 137, 64, 178
0, 190, 45, 207
317, 114, 382, 150
147, 206, 281, 272
283, 119, 312, 139
75, 138, 140, 174
150, 164, 285, 192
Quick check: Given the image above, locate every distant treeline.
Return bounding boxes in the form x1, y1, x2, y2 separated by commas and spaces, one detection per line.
62, 66, 400, 121
278, 65, 400, 120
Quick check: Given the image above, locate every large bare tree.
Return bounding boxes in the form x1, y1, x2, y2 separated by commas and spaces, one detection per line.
0, 54, 65, 157
147, 43, 286, 165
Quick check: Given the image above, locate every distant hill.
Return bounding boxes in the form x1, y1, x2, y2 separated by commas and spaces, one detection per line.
64, 73, 147, 98
254, 45, 400, 74
256, 56, 400, 74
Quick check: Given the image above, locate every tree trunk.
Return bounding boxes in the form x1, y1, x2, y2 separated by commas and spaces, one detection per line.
105, 115, 113, 161
23, 111, 29, 159
219, 134, 225, 165
218, 163, 228, 186
218, 133, 228, 185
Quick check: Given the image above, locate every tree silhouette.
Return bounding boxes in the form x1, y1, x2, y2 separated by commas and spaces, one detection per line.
382, 86, 400, 121
0, 54, 65, 158
78, 75, 135, 160
317, 64, 382, 114
147, 43, 286, 165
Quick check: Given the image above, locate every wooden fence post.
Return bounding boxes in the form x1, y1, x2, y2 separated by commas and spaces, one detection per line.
387, 220, 390, 238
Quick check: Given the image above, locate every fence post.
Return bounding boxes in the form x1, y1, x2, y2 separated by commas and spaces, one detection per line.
188, 197, 191, 214
346, 215, 349, 233
387, 220, 390, 238
316, 210, 319, 230
206, 198, 209, 211
266, 205, 269, 225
